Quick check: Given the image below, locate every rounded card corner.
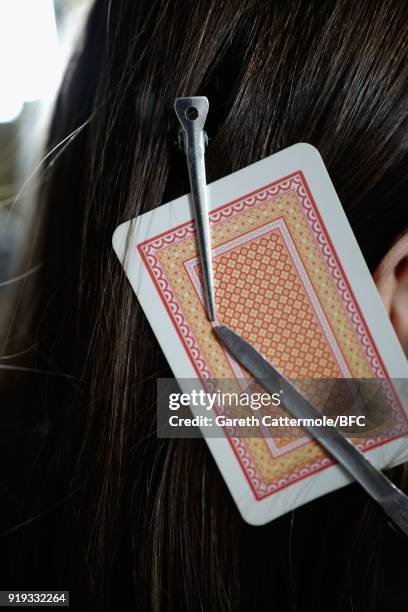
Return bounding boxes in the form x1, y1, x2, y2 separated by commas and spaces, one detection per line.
237, 504, 269, 527
112, 221, 130, 254
293, 142, 323, 162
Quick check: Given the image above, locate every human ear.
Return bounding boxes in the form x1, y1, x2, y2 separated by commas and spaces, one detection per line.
373, 233, 408, 356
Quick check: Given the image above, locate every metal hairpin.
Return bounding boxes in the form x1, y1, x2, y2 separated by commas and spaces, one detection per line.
174, 97, 216, 322
215, 324, 408, 537
174, 97, 408, 537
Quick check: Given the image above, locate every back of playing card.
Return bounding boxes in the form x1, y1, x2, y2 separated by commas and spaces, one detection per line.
113, 143, 408, 524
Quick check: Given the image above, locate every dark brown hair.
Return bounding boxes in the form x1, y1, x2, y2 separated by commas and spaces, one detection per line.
1, 1, 408, 610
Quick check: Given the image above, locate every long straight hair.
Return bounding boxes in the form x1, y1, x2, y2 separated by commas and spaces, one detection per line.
1, 1, 408, 610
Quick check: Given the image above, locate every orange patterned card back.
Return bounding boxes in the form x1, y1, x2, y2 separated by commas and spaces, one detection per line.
138, 171, 408, 500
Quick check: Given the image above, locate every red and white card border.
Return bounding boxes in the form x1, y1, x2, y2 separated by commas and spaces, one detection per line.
113, 144, 408, 524
138, 172, 408, 499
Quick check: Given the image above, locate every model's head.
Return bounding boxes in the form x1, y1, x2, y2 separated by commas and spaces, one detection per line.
1, 1, 408, 608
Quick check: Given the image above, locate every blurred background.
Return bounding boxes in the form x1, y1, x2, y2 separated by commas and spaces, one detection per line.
0, 0, 91, 290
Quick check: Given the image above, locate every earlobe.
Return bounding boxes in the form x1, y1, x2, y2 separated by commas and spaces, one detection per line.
373, 234, 408, 355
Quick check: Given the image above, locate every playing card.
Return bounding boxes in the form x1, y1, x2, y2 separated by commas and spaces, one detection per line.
112, 143, 408, 524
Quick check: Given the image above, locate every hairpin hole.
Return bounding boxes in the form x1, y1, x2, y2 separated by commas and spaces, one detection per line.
185, 106, 199, 121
